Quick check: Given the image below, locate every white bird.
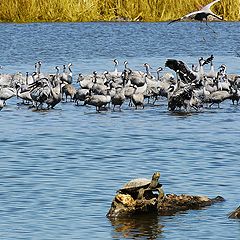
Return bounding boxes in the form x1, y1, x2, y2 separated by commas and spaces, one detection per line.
60, 63, 73, 84
0, 99, 4, 110
108, 59, 122, 79
17, 87, 32, 104
0, 86, 16, 104
77, 73, 94, 89
169, 0, 223, 24
0, 73, 13, 86
206, 58, 217, 79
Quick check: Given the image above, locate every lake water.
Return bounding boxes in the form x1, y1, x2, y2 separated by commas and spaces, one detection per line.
0, 22, 240, 239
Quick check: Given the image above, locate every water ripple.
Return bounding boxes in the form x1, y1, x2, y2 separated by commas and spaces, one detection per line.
0, 22, 240, 240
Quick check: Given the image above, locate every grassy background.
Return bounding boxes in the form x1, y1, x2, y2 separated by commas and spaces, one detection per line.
0, 0, 239, 22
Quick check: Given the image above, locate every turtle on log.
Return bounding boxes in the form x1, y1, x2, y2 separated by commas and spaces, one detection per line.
107, 172, 164, 218
107, 172, 225, 219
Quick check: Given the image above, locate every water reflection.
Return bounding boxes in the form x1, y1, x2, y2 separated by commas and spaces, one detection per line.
109, 214, 163, 239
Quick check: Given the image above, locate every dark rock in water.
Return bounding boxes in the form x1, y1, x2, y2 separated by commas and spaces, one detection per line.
228, 206, 240, 219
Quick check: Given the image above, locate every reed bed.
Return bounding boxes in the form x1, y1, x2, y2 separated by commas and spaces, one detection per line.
0, 0, 239, 22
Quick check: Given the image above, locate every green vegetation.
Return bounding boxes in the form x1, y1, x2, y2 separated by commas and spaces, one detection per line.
0, 0, 239, 22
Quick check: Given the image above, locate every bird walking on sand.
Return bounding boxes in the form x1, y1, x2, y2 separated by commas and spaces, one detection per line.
169, 0, 223, 26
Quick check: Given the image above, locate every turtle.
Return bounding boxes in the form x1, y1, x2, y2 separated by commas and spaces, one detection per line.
118, 172, 164, 200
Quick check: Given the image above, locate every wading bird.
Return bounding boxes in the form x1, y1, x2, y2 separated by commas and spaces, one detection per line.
169, 0, 223, 28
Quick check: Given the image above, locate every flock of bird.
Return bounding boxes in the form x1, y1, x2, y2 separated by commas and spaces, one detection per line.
0, 0, 227, 113
0, 56, 240, 113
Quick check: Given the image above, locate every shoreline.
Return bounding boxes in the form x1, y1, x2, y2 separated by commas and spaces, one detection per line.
0, 20, 240, 24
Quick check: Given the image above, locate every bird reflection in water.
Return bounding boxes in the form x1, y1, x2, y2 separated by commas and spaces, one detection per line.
109, 213, 163, 239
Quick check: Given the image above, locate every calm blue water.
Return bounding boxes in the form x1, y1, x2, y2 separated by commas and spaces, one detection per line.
0, 22, 240, 240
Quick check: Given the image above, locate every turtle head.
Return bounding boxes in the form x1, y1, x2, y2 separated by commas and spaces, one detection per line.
148, 172, 161, 190
152, 172, 160, 181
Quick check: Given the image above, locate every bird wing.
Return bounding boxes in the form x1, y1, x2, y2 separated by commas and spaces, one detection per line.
201, 0, 221, 12
165, 59, 196, 82
208, 12, 223, 20
168, 17, 182, 24
183, 10, 203, 19
168, 10, 202, 24
203, 55, 214, 66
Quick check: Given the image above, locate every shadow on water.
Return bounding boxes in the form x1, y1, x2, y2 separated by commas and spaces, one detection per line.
168, 110, 202, 118
109, 213, 164, 239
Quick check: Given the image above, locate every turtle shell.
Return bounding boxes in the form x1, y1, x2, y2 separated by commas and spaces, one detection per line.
119, 178, 152, 193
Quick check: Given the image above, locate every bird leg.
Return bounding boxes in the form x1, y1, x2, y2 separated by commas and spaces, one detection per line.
209, 102, 214, 108
205, 20, 217, 35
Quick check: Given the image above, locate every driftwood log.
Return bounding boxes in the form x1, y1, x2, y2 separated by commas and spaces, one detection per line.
157, 194, 224, 215
228, 206, 240, 219
107, 192, 224, 219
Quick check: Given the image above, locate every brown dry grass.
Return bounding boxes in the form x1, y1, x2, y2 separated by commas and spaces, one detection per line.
0, 0, 239, 22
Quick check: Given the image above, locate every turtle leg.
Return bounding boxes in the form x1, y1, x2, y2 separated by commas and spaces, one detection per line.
157, 187, 165, 202
137, 188, 145, 200
156, 187, 165, 209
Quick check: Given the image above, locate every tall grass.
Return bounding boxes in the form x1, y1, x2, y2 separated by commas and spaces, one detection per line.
0, 0, 239, 22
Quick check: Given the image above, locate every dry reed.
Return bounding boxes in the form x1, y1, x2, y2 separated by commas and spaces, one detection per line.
0, 0, 239, 22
